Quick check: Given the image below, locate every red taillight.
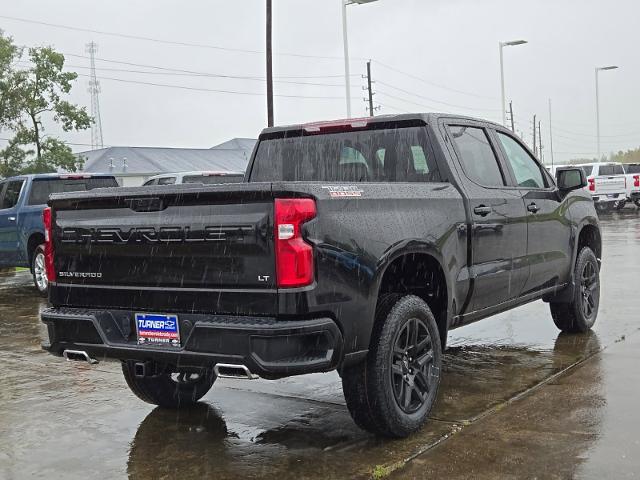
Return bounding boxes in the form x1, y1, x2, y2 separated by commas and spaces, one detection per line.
588, 178, 595, 192
42, 207, 56, 282
303, 118, 369, 134
634, 175, 640, 188
274, 198, 316, 288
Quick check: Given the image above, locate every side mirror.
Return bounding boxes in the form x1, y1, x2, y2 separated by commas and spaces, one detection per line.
556, 167, 587, 192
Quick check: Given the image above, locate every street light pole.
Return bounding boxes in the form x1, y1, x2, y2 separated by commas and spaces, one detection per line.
499, 40, 528, 127
342, 0, 378, 118
595, 65, 619, 160
500, 44, 505, 126
342, 1, 352, 118
266, 0, 274, 127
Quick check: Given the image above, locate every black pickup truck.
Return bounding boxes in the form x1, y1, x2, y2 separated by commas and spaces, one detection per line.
41, 114, 601, 438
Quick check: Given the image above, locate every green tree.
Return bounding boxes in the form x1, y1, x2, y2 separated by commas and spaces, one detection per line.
0, 31, 91, 177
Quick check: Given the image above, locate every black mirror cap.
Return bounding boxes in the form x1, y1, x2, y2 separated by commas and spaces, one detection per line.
556, 167, 587, 192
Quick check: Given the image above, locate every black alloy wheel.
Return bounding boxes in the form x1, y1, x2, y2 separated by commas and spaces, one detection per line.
580, 258, 599, 322
390, 317, 435, 414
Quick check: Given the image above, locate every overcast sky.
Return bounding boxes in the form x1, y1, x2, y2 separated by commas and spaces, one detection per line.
1, 0, 638, 163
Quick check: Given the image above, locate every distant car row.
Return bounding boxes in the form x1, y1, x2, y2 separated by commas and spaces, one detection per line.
548, 162, 640, 212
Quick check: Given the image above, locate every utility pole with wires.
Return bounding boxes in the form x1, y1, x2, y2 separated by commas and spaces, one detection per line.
532, 114, 537, 157
506, 101, 515, 132
86, 41, 104, 150
363, 60, 379, 117
266, 0, 274, 127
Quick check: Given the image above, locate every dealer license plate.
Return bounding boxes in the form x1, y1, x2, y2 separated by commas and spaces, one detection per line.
135, 313, 181, 347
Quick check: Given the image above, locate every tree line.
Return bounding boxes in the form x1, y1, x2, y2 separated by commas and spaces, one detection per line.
0, 30, 90, 178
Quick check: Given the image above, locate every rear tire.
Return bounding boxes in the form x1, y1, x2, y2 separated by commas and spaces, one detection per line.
550, 247, 600, 333
341, 295, 442, 438
122, 361, 216, 408
31, 244, 48, 297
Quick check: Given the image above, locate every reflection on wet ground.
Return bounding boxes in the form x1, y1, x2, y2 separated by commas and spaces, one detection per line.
0, 213, 638, 479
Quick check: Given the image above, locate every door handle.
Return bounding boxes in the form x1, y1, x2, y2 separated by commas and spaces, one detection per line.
473, 205, 492, 217
527, 203, 540, 214
8, 216, 16, 222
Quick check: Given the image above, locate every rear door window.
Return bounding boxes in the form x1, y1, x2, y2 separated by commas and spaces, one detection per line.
157, 177, 177, 185
28, 177, 118, 205
250, 125, 441, 183
449, 126, 505, 187
1, 180, 25, 209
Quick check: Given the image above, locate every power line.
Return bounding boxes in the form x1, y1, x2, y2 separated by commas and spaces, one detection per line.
62, 53, 359, 80
376, 90, 501, 123
72, 72, 346, 99
0, 14, 360, 61
17, 57, 358, 84
376, 80, 500, 112
373, 60, 498, 101
551, 125, 640, 139
0, 136, 98, 148
28, 63, 355, 88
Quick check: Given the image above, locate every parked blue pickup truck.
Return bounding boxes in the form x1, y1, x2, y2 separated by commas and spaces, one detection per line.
0, 173, 119, 294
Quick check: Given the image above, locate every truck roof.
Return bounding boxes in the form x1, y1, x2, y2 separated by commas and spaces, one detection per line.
259, 113, 503, 136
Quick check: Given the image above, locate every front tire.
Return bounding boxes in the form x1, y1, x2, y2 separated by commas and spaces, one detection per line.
550, 247, 600, 333
341, 295, 442, 438
31, 244, 48, 297
122, 361, 216, 408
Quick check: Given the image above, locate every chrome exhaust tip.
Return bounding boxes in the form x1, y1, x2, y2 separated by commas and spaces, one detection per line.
214, 363, 258, 380
63, 349, 99, 365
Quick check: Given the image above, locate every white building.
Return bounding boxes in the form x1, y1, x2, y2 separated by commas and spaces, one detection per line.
77, 138, 256, 187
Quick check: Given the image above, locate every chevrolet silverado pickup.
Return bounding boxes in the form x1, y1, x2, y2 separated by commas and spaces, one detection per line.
578, 162, 627, 212
41, 114, 602, 438
0, 173, 118, 295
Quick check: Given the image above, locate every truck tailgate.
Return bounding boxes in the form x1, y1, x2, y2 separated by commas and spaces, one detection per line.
49, 184, 277, 314
594, 175, 626, 194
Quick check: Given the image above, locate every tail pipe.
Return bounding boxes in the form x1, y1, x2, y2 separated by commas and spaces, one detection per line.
214, 363, 258, 380
63, 349, 99, 365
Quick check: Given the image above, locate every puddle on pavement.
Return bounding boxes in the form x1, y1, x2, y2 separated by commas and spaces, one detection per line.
0, 216, 637, 479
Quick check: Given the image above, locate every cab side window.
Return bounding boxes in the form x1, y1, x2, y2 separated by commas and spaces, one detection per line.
449, 126, 505, 187
1, 180, 24, 209
496, 132, 546, 189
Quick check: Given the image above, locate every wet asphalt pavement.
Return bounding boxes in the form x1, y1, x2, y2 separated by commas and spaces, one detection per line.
1, 211, 639, 479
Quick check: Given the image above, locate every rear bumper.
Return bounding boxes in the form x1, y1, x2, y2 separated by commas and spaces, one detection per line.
592, 194, 624, 204
41, 307, 343, 378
